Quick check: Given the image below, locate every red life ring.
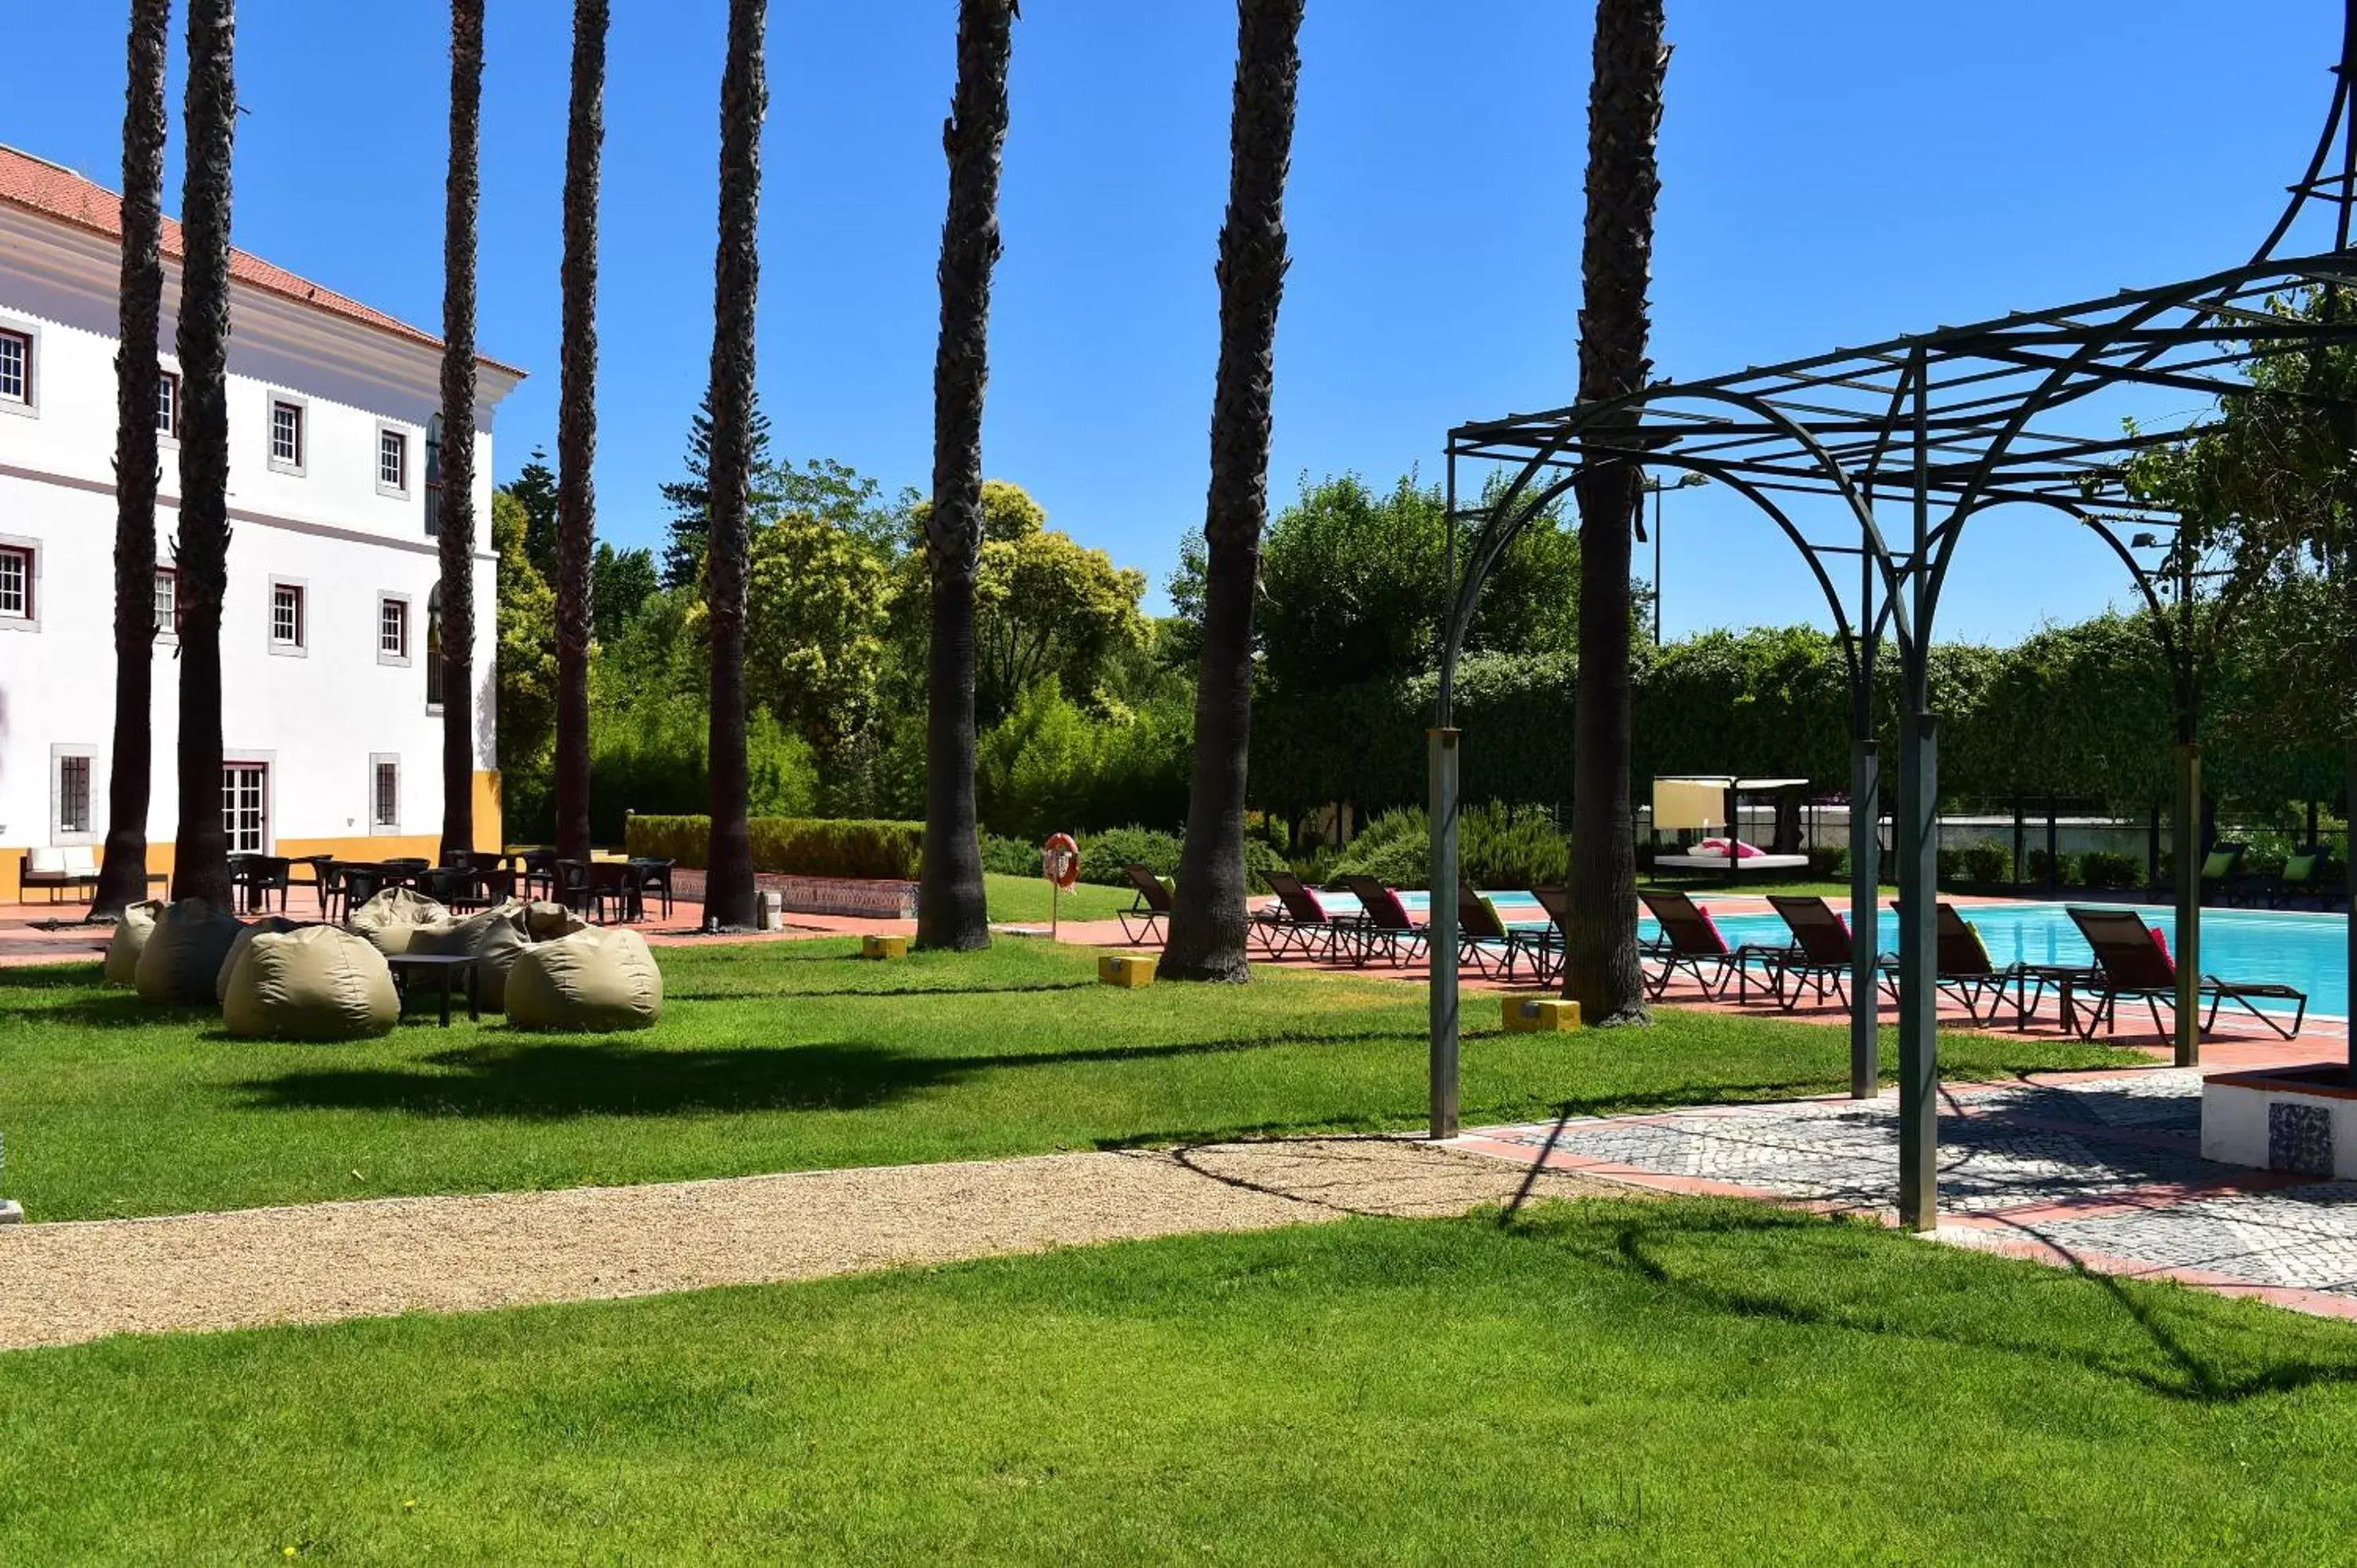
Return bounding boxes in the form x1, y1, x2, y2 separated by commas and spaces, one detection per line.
1042, 833, 1081, 891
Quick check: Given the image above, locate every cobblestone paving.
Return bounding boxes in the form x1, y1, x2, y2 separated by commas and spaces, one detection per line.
1465, 1070, 2357, 1303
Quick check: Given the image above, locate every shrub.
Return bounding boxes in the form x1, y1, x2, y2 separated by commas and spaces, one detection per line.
625, 815, 925, 879
981, 833, 1038, 877
1958, 839, 2012, 885
2080, 850, 2144, 889
1071, 825, 1281, 893
2026, 848, 2083, 886
1331, 802, 1569, 890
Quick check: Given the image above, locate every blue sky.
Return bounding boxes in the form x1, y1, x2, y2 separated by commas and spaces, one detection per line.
6, 2, 2347, 642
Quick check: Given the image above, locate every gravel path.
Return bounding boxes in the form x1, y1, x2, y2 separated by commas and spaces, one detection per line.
0, 1140, 1620, 1351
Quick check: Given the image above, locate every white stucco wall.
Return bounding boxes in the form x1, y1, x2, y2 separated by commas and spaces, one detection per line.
0, 198, 519, 873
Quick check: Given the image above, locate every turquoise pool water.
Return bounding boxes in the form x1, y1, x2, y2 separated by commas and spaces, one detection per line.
1342, 892, 2347, 1017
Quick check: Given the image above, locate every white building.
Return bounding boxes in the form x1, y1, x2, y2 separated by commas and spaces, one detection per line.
0, 144, 524, 899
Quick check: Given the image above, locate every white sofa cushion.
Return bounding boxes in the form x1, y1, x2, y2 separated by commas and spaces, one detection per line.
26, 847, 66, 875
63, 847, 99, 874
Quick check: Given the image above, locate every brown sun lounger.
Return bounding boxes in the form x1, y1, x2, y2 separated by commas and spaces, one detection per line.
2064, 905, 2307, 1041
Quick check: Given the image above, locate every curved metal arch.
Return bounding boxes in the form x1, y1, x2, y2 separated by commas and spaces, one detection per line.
1447, 383, 1911, 683
2253, 0, 2357, 263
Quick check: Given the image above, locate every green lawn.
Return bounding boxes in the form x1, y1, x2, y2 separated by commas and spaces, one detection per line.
984, 873, 1138, 925
0, 939, 2123, 1222
6, 1201, 2356, 1561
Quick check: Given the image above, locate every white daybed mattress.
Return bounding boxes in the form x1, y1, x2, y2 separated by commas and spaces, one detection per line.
1651, 853, 1813, 873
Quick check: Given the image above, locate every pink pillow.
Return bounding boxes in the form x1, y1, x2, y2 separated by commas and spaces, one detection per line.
1695, 838, 1764, 860
2149, 925, 2171, 963
1698, 907, 1729, 952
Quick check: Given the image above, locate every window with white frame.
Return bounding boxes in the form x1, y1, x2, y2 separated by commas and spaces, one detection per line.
371, 756, 400, 831
269, 398, 304, 470
56, 753, 92, 837
0, 543, 33, 622
378, 426, 407, 493
153, 566, 178, 635
379, 594, 409, 662
156, 370, 180, 438
270, 581, 305, 650
0, 328, 29, 406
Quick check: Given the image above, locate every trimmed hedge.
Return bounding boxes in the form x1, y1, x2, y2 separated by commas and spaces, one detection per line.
625, 815, 925, 880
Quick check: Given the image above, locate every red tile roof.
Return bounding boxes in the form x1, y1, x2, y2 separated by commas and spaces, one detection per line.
0, 143, 525, 379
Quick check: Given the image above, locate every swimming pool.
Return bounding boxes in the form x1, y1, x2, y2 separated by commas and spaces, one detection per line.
1338, 891, 2348, 1018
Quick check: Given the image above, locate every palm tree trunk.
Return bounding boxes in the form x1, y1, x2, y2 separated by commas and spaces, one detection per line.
1161, 0, 1305, 984
701, 0, 767, 930
93, 0, 171, 918
437, 0, 484, 863
554, 0, 607, 868
171, 0, 237, 910
916, 0, 1018, 953
1562, 0, 1668, 1026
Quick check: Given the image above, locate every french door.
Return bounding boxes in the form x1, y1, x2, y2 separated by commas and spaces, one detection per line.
221, 764, 268, 854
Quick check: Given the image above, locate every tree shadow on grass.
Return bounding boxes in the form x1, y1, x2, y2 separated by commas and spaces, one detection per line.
1503, 1201, 2357, 1407
234, 1028, 1417, 1120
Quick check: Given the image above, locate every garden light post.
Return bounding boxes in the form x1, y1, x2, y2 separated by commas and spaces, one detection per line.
1638, 471, 1707, 647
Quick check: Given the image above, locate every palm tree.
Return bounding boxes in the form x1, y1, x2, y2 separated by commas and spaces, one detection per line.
554, 0, 607, 869
915, 0, 1019, 953
1562, 0, 1669, 1025
701, 0, 767, 930
92, 0, 171, 918
436, 0, 484, 863
1160, 0, 1306, 983
170, 0, 237, 909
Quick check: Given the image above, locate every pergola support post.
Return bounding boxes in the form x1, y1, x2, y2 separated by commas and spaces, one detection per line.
2174, 741, 2202, 1068
1428, 726, 1462, 1139
1895, 707, 1940, 1232
2347, 738, 2355, 1081
1849, 737, 1880, 1099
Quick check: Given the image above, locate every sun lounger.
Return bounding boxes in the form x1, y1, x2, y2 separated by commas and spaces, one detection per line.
2064, 906, 2308, 1041
1338, 875, 1427, 968
1119, 863, 1172, 945
1456, 883, 1552, 981
1891, 901, 2063, 1028
1253, 870, 1349, 959
1637, 888, 1790, 1001
1764, 896, 1896, 1012
2265, 847, 2344, 910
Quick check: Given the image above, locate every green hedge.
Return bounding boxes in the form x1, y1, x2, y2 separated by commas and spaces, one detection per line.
625, 815, 926, 880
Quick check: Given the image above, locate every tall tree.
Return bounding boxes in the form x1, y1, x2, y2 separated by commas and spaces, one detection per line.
170, 0, 237, 909
1161, 0, 1306, 983
1562, 0, 1668, 1026
701, 0, 768, 929
555, 0, 608, 867
915, 0, 1019, 952
436, 0, 485, 862
658, 387, 775, 590
92, 0, 171, 918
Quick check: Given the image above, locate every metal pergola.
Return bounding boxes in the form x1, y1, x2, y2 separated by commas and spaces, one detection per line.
1428, 4, 2357, 1231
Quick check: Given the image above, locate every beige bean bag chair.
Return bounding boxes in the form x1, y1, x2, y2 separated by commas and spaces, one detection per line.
507, 927, 664, 1032
348, 887, 450, 957
520, 900, 587, 942
103, 899, 167, 988
222, 925, 399, 1041
135, 898, 246, 1006
216, 915, 304, 1004
408, 906, 531, 1012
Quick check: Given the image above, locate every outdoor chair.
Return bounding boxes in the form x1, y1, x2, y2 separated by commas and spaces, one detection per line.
2202, 842, 2260, 906
1337, 876, 1427, 968
18, 847, 100, 904
2265, 847, 2343, 910
552, 859, 598, 920
630, 857, 676, 920
1892, 901, 2059, 1028
290, 854, 337, 918
1764, 895, 1896, 1012
1251, 870, 1348, 960
2064, 906, 2308, 1041
420, 865, 493, 913
242, 855, 293, 916
1119, 863, 1172, 945
1457, 882, 1551, 982
1527, 886, 1572, 984
1636, 889, 1789, 1002
590, 860, 641, 923
335, 863, 388, 917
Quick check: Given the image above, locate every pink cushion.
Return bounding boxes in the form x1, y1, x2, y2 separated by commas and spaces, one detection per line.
1698, 907, 1729, 952
1694, 838, 1765, 860
2150, 925, 2171, 963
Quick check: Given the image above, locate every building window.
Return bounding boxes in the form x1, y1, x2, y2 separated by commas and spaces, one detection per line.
222, 763, 267, 854
153, 566, 179, 635
378, 593, 410, 664
269, 398, 304, 471
270, 581, 305, 650
423, 414, 443, 536
378, 427, 408, 494
156, 371, 181, 438
0, 543, 31, 621
371, 756, 400, 832
0, 328, 29, 405
57, 754, 91, 836
425, 584, 445, 709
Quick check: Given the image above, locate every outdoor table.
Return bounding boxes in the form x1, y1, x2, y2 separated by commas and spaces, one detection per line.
289, 855, 337, 918
386, 953, 479, 1028
2022, 965, 2100, 1035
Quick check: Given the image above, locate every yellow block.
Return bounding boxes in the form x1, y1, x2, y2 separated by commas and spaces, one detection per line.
862, 934, 911, 961
1098, 952, 1158, 988
1502, 996, 1581, 1033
